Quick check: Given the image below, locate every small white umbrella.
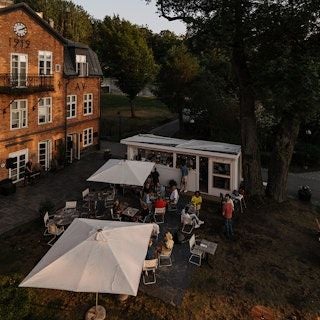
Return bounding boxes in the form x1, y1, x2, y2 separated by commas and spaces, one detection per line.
87, 159, 155, 186
20, 219, 153, 318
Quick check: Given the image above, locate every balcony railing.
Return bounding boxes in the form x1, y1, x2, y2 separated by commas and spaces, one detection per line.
0, 74, 54, 94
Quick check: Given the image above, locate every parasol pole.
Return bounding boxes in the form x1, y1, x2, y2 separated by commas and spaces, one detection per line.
95, 292, 98, 313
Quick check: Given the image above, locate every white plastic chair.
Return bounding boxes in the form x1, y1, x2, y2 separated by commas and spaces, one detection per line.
154, 207, 166, 224
188, 234, 203, 266
181, 215, 194, 234
65, 201, 77, 210
159, 247, 173, 267
82, 188, 89, 200
46, 223, 64, 246
142, 259, 158, 285
43, 212, 54, 236
110, 208, 121, 221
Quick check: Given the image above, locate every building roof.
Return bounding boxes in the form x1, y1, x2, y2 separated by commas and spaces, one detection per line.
0, 2, 103, 77
121, 134, 241, 156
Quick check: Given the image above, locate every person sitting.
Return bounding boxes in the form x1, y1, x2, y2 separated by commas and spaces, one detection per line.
143, 189, 153, 210
113, 199, 122, 215
154, 182, 165, 197
154, 196, 167, 209
146, 239, 155, 260
180, 208, 204, 228
151, 168, 160, 187
137, 202, 153, 222
143, 181, 152, 196
24, 159, 33, 185
157, 231, 174, 256
191, 191, 202, 212
169, 185, 179, 205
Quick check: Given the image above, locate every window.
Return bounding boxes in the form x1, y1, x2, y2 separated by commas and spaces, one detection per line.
83, 93, 93, 115
137, 149, 173, 167
67, 95, 77, 119
11, 54, 27, 87
38, 97, 52, 124
212, 162, 231, 190
10, 100, 27, 129
39, 51, 52, 75
176, 154, 196, 170
83, 128, 93, 147
76, 55, 88, 76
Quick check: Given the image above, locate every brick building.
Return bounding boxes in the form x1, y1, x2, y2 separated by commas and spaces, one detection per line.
0, 2, 102, 183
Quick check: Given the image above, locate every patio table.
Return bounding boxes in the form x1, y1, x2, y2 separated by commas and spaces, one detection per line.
54, 208, 80, 226
199, 239, 218, 268
121, 207, 139, 218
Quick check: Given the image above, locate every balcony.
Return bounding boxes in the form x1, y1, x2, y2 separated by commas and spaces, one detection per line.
0, 74, 54, 94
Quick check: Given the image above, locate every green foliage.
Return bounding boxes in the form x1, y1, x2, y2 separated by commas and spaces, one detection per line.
0, 274, 30, 320
38, 199, 55, 218
14, 0, 94, 43
94, 17, 158, 115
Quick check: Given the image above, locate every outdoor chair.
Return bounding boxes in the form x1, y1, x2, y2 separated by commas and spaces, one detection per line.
181, 216, 194, 235
167, 203, 178, 213
43, 212, 54, 236
82, 188, 90, 211
142, 259, 158, 285
159, 246, 173, 267
139, 211, 153, 223
45, 222, 64, 246
110, 208, 121, 221
65, 201, 77, 210
95, 200, 105, 219
188, 234, 204, 266
154, 207, 166, 224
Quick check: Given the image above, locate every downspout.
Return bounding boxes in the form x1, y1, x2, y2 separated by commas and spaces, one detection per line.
64, 77, 70, 164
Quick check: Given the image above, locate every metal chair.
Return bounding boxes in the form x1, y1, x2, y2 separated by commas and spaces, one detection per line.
188, 234, 203, 266
181, 216, 194, 234
65, 201, 77, 210
159, 247, 173, 267
45, 222, 64, 246
43, 212, 54, 236
154, 207, 166, 224
82, 188, 90, 211
110, 208, 121, 221
142, 259, 158, 285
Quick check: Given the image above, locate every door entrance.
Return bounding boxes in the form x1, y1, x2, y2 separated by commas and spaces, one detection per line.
9, 149, 28, 183
38, 140, 52, 170
66, 134, 80, 163
199, 157, 208, 193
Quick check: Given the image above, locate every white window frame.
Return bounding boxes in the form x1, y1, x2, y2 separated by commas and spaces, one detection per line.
38, 140, 52, 171
38, 97, 52, 125
38, 51, 52, 75
83, 128, 93, 147
10, 99, 28, 130
76, 54, 88, 76
67, 95, 77, 119
10, 53, 28, 87
83, 93, 93, 115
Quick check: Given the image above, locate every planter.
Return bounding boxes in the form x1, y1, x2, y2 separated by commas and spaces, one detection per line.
0, 178, 16, 195
298, 186, 312, 201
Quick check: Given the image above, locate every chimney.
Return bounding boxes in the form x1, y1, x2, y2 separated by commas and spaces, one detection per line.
36, 11, 43, 18
49, 18, 54, 28
0, 0, 13, 8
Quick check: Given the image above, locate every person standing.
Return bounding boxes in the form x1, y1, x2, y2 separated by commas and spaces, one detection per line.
24, 159, 33, 185
222, 194, 234, 239
180, 161, 188, 193
151, 168, 160, 187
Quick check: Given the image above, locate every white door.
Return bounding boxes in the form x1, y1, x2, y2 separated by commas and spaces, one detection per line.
38, 140, 52, 170
11, 54, 28, 87
9, 149, 28, 183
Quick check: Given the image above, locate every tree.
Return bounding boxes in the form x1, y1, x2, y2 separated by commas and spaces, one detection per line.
252, 2, 320, 202
94, 17, 158, 117
149, 0, 264, 196
155, 44, 200, 129
14, 0, 94, 43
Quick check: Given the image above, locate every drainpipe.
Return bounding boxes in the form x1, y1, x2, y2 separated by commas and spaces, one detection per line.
64, 78, 70, 165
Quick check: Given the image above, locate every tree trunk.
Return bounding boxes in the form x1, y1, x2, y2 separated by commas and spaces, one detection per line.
266, 115, 300, 202
129, 98, 136, 118
232, 47, 264, 197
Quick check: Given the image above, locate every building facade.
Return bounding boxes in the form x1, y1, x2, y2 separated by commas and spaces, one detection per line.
0, 2, 102, 183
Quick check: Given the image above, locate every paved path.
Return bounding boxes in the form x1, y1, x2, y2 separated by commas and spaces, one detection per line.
0, 152, 105, 235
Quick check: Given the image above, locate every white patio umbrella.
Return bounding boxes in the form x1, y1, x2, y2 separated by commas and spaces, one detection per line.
86, 159, 155, 186
20, 219, 153, 319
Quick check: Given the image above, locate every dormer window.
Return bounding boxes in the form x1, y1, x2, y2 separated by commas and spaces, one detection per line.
76, 55, 88, 77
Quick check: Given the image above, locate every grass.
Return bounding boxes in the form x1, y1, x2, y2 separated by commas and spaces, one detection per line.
0, 199, 319, 319
100, 94, 176, 141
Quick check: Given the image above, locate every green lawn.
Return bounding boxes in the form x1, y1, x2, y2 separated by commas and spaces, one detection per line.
0, 200, 319, 319
100, 94, 176, 141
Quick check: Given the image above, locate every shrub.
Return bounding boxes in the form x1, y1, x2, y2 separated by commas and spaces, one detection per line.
38, 199, 55, 219
0, 274, 30, 320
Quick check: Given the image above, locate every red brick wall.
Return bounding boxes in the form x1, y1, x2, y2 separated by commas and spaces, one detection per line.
0, 8, 101, 181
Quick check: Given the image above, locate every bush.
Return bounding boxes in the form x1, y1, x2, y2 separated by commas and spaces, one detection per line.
292, 143, 320, 167
38, 199, 55, 219
0, 275, 30, 320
